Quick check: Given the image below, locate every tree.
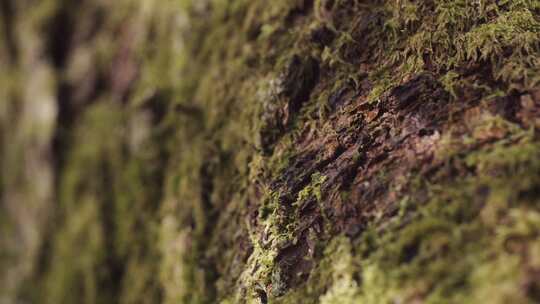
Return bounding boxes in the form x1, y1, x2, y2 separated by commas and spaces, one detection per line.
1, 0, 540, 303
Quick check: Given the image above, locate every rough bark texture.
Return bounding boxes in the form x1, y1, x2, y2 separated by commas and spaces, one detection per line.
1, 0, 540, 303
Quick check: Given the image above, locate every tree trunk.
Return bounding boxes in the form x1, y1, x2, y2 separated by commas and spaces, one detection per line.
1, 1, 540, 303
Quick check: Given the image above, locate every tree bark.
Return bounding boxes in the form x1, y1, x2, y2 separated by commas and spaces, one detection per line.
1, 1, 540, 303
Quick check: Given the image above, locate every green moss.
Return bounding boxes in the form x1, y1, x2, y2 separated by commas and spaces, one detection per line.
194, 1, 540, 302
295, 173, 327, 207
358, 0, 540, 102
230, 172, 329, 302
281, 157, 540, 303
8, 0, 540, 303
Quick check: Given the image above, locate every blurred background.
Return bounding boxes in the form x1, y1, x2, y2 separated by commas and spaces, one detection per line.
1, 1, 189, 302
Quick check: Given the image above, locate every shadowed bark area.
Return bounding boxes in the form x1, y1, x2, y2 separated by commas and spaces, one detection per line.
1, 1, 540, 304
